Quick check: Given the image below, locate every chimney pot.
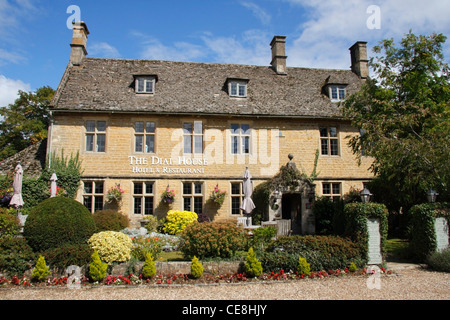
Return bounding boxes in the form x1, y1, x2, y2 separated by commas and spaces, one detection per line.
349, 41, 369, 79
271, 36, 287, 75
70, 21, 89, 66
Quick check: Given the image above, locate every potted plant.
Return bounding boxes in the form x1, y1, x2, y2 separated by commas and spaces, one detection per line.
210, 185, 227, 206
106, 184, 125, 203
162, 187, 175, 204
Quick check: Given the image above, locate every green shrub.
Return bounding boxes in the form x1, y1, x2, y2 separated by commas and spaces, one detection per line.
0, 237, 37, 276
190, 256, 204, 279
248, 226, 276, 253
163, 210, 198, 235
88, 231, 132, 264
313, 196, 344, 235
23, 197, 96, 252
409, 202, 449, 261
32, 255, 51, 282
142, 253, 157, 279
0, 213, 20, 240
92, 209, 129, 232
264, 235, 365, 271
89, 251, 107, 282
244, 248, 263, 277
349, 262, 358, 272
43, 244, 93, 271
143, 215, 159, 233
131, 235, 163, 261
297, 256, 311, 275
179, 221, 245, 259
426, 248, 450, 273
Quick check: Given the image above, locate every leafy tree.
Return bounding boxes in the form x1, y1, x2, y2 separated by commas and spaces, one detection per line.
343, 32, 449, 211
0, 86, 54, 159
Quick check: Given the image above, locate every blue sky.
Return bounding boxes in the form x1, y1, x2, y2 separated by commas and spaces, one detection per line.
1, 0, 449, 107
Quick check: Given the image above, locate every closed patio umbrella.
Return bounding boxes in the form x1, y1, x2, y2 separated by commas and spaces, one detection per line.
50, 172, 58, 197
240, 167, 256, 225
9, 162, 24, 209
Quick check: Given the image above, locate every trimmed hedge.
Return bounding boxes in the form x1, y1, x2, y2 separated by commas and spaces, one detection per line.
409, 202, 449, 261
262, 235, 365, 271
23, 197, 96, 252
92, 209, 130, 232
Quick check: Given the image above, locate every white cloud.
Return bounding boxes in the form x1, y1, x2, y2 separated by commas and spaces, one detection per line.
89, 42, 121, 59
0, 75, 31, 107
240, 1, 272, 25
139, 37, 205, 62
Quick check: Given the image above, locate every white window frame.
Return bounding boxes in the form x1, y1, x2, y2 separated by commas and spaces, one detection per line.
329, 85, 346, 102
85, 120, 107, 153
230, 123, 251, 155
134, 121, 156, 153
133, 181, 155, 216
229, 80, 247, 98
135, 76, 156, 94
183, 121, 203, 155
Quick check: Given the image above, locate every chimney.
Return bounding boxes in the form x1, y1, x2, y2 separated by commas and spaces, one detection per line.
349, 41, 369, 79
70, 21, 89, 66
270, 36, 287, 75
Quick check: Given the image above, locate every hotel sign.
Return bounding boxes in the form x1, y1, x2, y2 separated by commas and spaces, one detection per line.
128, 156, 207, 175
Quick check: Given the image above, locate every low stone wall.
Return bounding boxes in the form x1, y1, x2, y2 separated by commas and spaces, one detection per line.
110, 261, 243, 276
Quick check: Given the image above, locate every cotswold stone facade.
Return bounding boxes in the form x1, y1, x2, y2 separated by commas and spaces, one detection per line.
48, 22, 373, 231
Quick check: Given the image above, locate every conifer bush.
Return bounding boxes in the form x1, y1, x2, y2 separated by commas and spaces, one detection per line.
89, 251, 107, 282
244, 248, 263, 277
190, 256, 203, 279
297, 256, 311, 275
142, 253, 156, 279
32, 255, 51, 282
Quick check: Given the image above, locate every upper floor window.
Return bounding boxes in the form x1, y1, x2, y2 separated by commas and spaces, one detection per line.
329, 85, 346, 101
135, 121, 155, 153
228, 79, 248, 98
85, 120, 106, 152
135, 76, 156, 94
183, 121, 203, 154
231, 123, 251, 154
320, 126, 339, 156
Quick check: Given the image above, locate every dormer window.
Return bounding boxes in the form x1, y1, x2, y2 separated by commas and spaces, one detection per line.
227, 79, 248, 98
135, 76, 157, 94
328, 85, 346, 102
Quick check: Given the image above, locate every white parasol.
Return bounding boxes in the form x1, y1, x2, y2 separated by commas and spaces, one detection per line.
50, 172, 58, 197
240, 167, 256, 216
9, 162, 24, 209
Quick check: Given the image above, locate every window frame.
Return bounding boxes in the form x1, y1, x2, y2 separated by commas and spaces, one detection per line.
133, 181, 155, 216
328, 85, 346, 102
319, 126, 339, 156
228, 80, 248, 98
183, 121, 203, 155
85, 120, 107, 153
230, 123, 251, 155
83, 180, 104, 213
230, 181, 244, 215
135, 76, 156, 94
322, 182, 342, 202
134, 121, 156, 153
182, 181, 204, 213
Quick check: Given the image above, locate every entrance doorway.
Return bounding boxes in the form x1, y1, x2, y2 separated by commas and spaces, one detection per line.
281, 193, 302, 234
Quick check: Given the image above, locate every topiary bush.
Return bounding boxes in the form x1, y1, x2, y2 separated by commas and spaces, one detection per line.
92, 209, 129, 232
244, 248, 263, 277
142, 253, 157, 279
89, 250, 107, 282
297, 256, 311, 275
23, 197, 96, 252
179, 221, 246, 259
32, 255, 51, 282
163, 210, 198, 235
88, 231, 132, 264
43, 244, 93, 271
190, 256, 204, 279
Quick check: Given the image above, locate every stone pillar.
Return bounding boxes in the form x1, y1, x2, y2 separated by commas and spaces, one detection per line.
434, 217, 449, 252
367, 218, 382, 264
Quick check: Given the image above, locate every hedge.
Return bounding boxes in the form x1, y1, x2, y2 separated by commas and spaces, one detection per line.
409, 202, 449, 261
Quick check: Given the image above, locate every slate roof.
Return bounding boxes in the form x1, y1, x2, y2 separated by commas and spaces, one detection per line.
0, 139, 47, 177
51, 58, 363, 119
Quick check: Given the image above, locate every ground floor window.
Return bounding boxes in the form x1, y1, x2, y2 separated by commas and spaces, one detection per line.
322, 182, 341, 201
231, 182, 244, 215
183, 181, 203, 213
83, 180, 104, 213
133, 181, 154, 215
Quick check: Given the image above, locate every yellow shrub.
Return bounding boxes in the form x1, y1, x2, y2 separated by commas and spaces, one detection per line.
163, 210, 198, 235
88, 231, 132, 264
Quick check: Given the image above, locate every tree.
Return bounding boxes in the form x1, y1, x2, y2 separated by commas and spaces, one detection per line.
0, 86, 54, 159
343, 32, 449, 211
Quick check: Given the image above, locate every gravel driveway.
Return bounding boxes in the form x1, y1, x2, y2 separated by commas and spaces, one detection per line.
1, 267, 449, 301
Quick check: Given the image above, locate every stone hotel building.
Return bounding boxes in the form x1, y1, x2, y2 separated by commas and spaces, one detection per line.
48, 22, 373, 233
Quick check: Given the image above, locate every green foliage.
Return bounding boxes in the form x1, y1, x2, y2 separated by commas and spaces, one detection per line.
0, 213, 20, 239
190, 256, 204, 279
297, 257, 311, 275
92, 209, 129, 232
88, 231, 132, 264
340, 202, 389, 262
163, 210, 198, 235
142, 215, 159, 233
348, 262, 358, 273
23, 197, 96, 252
247, 226, 276, 254
0, 237, 36, 276
131, 235, 163, 261
179, 221, 245, 259
343, 32, 450, 210
426, 248, 450, 273
263, 235, 365, 271
32, 255, 51, 282
0, 86, 54, 159
244, 248, 263, 277
142, 253, 157, 279
409, 202, 449, 261
89, 251, 107, 282
43, 244, 93, 271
